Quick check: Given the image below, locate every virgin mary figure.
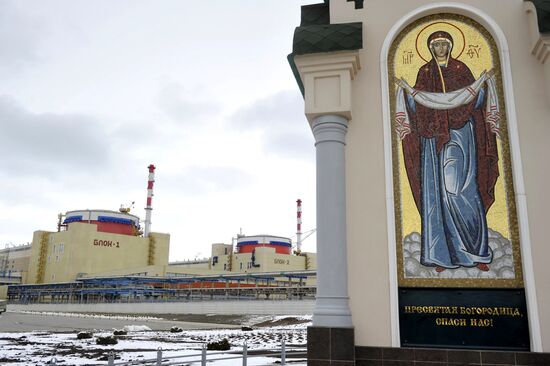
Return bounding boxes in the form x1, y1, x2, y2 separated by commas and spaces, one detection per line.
395, 31, 500, 272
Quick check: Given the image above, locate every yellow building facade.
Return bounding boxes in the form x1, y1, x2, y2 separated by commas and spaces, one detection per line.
0, 244, 32, 284
169, 246, 316, 275
27, 222, 169, 284
11, 215, 314, 285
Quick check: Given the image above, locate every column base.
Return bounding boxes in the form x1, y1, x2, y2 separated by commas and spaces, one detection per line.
308, 326, 355, 365
313, 296, 353, 328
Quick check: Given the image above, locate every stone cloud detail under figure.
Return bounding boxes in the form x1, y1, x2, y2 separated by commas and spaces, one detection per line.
403, 229, 515, 279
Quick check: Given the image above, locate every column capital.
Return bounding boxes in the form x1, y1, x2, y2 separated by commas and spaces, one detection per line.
311, 115, 349, 146
525, 1, 550, 103
525, 1, 550, 65
294, 51, 361, 124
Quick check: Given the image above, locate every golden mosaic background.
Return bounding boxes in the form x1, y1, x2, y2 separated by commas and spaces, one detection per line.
388, 14, 523, 288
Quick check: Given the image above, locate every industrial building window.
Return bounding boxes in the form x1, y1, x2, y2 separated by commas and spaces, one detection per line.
224, 264, 227, 270
48, 255, 51, 263
59, 243, 64, 253
56, 255, 59, 262
53, 244, 56, 252
240, 263, 243, 270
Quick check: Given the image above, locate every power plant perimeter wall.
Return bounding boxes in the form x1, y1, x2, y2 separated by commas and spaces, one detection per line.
27, 222, 169, 284
9, 299, 315, 315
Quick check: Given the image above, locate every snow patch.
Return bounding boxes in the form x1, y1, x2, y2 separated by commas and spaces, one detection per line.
15, 310, 161, 321
123, 325, 152, 332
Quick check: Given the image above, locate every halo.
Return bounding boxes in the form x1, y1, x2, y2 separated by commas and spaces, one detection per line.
415, 21, 466, 63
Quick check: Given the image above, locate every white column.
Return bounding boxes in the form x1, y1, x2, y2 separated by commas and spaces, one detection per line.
312, 114, 353, 328
294, 50, 360, 328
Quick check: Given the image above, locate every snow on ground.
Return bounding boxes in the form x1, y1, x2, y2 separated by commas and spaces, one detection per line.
17, 310, 162, 321
0, 314, 311, 365
122, 325, 151, 332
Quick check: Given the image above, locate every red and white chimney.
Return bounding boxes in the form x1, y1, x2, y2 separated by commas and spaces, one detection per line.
296, 199, 302, 253
144, 164, 156, 237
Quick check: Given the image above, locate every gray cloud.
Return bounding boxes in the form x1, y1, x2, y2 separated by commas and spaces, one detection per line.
156, 81, 220, 124
108, 118, 175, 146
0, 1, 43, 75
0, 179, 56, 207
162, 165, 252, 196
0, 96, 112, 178
230, 90, 313, 158
232, 90, 304, 129
264, 130, 315, 159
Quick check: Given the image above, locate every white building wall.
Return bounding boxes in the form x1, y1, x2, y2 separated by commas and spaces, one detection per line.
325, 0, 550, 350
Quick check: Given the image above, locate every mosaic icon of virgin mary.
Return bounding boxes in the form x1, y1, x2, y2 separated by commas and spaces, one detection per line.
394, 31, 501, 272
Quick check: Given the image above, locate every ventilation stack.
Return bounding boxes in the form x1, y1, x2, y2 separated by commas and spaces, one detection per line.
296, 199, 302, 254
144, 164, 156, 237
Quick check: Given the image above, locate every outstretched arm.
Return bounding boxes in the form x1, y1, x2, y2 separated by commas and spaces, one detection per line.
394, 77, 413, 92
394, 77, 416, 112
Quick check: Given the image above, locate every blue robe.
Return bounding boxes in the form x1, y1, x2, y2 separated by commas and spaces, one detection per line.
407, 88, 492, 268
420, 120, 492, 268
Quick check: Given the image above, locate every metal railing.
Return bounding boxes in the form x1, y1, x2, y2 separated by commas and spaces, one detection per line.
47, 340, 307, 366
9, 285, 316, 304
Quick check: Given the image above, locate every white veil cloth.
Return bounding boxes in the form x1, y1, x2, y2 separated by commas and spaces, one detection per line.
395, 71, 501, 140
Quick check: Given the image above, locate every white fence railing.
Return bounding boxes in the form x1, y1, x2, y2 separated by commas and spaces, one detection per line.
47, 340, 307, 366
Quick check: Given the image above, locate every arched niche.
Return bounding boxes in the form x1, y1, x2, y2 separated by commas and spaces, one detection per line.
380, 3, 541, 351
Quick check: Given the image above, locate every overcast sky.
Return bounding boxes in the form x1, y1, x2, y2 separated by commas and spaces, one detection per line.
0, 0, 321, 261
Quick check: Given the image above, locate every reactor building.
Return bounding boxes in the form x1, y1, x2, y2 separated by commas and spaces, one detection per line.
0, 165, 316, 294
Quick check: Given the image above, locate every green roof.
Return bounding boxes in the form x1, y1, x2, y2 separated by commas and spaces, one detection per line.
292, 23, 363, 55
347, 0, 364, 9
529, 0, 550, 33
293, 2, 363, 55
289, 2, 363, 97
300, 3, 329, 26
